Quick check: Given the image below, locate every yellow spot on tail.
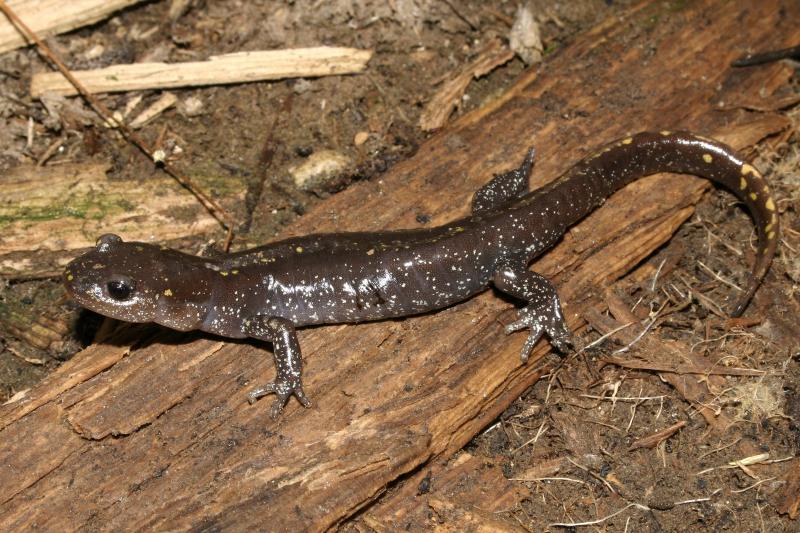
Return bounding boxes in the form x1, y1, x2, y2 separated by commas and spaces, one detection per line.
702, 154, 713, 163
765, 222, 773, 232
660, 130, 671, 136
163, 289, 173, 296
622, 137, 633, 144
739, 177, 747, 190
741, 163, 758, 176
765, 198, 776, 211
232, 269, 239, 275
768, 231, 776, 240
749, 192, 757, 201
66, 273, 73, 281
366, 248, 375, 256
295, 246, 304, 253
220, 271, 229, 276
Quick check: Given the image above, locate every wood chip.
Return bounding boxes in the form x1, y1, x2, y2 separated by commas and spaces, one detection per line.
128, 92, 177, 129
0, 0, 145, 55
419, 38, 513, 131
628, 421, 686, 451
772, 458, 800, 518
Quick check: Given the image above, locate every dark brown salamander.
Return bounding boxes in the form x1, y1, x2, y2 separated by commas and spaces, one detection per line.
64, 132, 780, 418
731, 44, 800, 66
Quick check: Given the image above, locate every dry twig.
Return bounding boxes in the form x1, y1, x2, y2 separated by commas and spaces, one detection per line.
31, 48, 373, 96
628, 420, 687, 451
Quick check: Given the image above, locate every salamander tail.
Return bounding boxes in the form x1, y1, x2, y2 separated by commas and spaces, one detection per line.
642, 131, 779, 316
568, 131, 779, 316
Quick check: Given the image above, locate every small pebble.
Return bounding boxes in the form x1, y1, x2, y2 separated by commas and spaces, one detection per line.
289, 150, 350, 191
354, 131, 369, 146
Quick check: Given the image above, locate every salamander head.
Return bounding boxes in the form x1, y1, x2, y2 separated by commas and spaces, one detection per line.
64, 234, 213, 331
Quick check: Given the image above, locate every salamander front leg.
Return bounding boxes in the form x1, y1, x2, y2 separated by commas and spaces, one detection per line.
243, 316, 312, 419
492, 264, 573, 362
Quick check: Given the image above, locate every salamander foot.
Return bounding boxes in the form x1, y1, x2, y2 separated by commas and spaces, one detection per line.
492, 264, 573, 362
242, 315, 311, 419
248, 380, 311, 420
505, 305, 573, 362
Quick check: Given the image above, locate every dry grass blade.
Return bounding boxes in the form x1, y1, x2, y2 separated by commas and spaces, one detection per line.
628, 420, 686, 451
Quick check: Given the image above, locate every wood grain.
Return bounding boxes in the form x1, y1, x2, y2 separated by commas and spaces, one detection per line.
0, 163, 221, 278
0, 0, 797, 530
30, 48, 373, 96
0, 0, 144, 55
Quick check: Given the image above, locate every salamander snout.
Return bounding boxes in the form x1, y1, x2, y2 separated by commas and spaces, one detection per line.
63, 234, 160, 323
64, 234, 215, 330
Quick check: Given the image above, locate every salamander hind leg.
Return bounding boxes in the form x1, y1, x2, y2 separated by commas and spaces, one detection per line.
243, 316, 312, 419
492, 264, 573, 362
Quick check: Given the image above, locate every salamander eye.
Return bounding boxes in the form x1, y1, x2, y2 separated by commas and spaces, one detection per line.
96, 234, 122, 252
107, 279, 135, 301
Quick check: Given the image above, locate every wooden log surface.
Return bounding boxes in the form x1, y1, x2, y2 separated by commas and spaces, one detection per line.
0, 0, 144, 55
1, 0, 798, 530
0, 163, 221, 278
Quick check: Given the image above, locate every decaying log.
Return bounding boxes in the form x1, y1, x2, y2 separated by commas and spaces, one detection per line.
419, 38, 514, 131
771, 458, 800, 519
358, 452, 531, 531
1, 0, 797, 530
30, 48, 373, 96
0, 163, 220, 279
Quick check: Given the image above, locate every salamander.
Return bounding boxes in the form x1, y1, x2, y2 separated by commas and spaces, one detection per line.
732, 44, 800, 67
64, 131, 780, 418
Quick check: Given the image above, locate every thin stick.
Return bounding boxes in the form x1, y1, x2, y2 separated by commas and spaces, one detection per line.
628, 420, 686, 451
651, 257, 667, 291
574, 321, 634, 355
697, 261, 743, 292
0, 0, 236, 249
31, 48, 372, 96
674, 488, 722, 505
731, 476, 777, 493
512, 420, 548, 454
510, 476, 588, 485
580, 394, 667, 402
550, 502, 650, 528
613, 299, 668, 354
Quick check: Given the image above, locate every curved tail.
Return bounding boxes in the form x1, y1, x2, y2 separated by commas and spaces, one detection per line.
564, 131, 779, 316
